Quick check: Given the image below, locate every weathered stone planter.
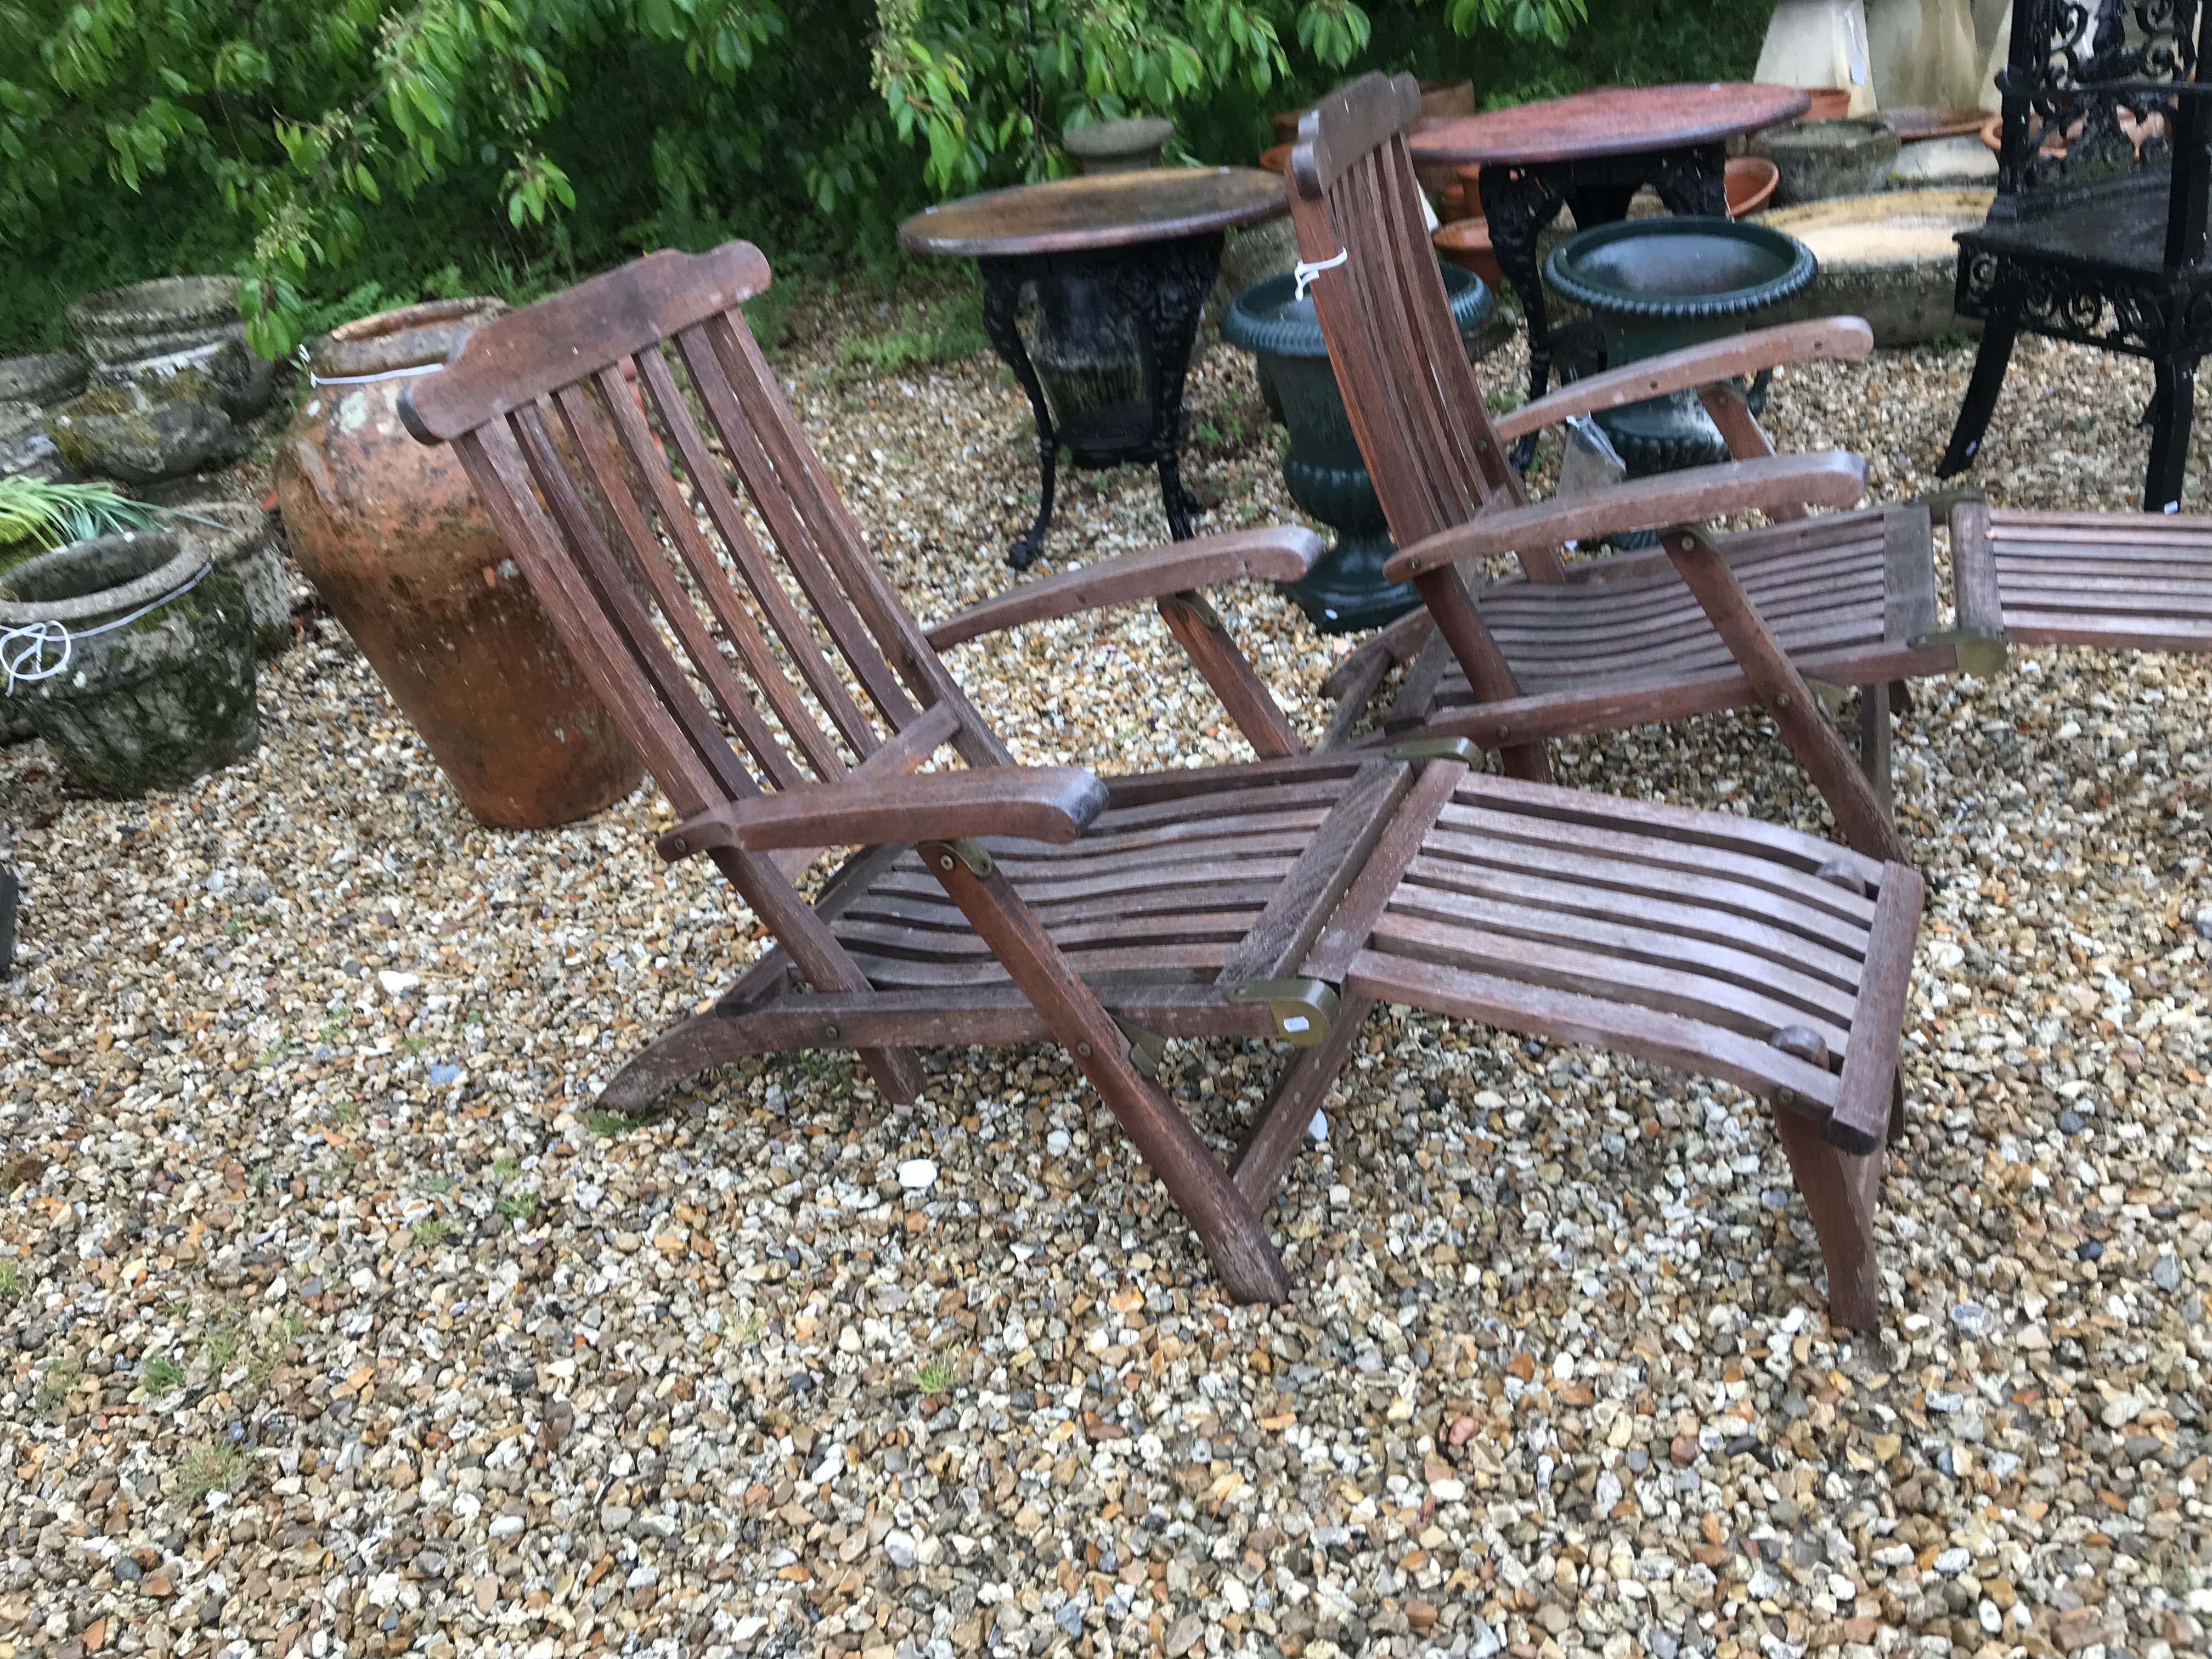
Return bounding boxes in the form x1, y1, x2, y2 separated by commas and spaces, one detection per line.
1754, 116, 1901, 205
0, 531, 258, 796
45, 374, 238, 484
1221, 264, 1494, 633
67, 276, 274, 420
172, 499, 291, 656
0, 354, 88, 407
1544, 217, 1814, 477
1755, 189, 1994, 346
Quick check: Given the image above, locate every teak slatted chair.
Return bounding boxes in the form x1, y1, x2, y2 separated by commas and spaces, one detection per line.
400, 240, 1926, 1327
1945, 495, 2212, 655
1281, 74, 2008, 861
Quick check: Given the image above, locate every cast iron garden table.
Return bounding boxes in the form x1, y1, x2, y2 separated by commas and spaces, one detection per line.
1410, 82, 1809, 467
899, 168, 1287, 568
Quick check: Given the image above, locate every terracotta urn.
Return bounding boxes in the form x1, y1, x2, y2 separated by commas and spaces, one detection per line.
275, 298, 643, 828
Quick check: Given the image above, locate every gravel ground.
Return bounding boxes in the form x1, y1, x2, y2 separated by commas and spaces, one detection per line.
1, 300, 2209, 1659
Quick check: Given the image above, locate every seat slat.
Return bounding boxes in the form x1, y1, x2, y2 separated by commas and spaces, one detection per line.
1405, 845, 1870, 978
836, 910, 1260, 963
1345, 950, 1843, 1111
1386, 874, 1861, 1028
1367, 909, 1854, 1058
1447, 775, 1891, 904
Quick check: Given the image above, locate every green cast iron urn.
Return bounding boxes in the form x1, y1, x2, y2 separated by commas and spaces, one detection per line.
1221, 263, 1494, 634
1544, 216, 1815, 476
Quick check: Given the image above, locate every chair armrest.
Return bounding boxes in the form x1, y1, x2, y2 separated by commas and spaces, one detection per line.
1383, 452, 1868, 581
658, 768, 1110, 860
1492, 319, 1875, 442
925, 524, 1325, 649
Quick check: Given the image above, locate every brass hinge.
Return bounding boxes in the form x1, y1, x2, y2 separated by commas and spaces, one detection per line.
1907, 627, 2008, 678
1114, 1020, 1167, 1080
1803, 678, 1850, 715
1225, 978, 1339, 1047
1385, 735, 1483, 766
926, 837, 995, 878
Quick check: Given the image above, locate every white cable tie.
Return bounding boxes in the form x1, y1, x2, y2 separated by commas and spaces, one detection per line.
1, 620, 70, 695
292, 343, 443, 387
0, 560, 213, 695
308, 364, 443, 387
1293, 250, 1349, 301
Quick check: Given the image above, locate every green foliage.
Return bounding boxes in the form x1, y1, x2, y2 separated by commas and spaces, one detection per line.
0, 1260, 22, 1299
872, 0, 1590, 197
0, 479, 158, 569
142, 1352, 188, 1391
1, 0, 1767, 355
835, 294, 986, 377
178, 1439, 249, 1500
914, 1354, 958, 1393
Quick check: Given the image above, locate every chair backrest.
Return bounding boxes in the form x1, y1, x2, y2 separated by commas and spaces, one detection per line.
1992, 0, 2210, 259
401, 244, 1013, 1019
402, 241, 1007, 826
1286, 73, 1556, 580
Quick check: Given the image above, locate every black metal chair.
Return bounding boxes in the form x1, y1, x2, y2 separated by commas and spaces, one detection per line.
1939, 0, 2212, 513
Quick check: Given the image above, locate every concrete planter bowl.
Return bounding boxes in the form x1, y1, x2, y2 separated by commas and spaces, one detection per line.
0, 530, 258, 796
1754, 116, 1901, 206
1753, 189, 1996, 347
66, 276, 274, 421
173, 499, 291, 657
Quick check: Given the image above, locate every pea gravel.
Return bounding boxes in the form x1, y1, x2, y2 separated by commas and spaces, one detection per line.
1, 307, 2208, 1659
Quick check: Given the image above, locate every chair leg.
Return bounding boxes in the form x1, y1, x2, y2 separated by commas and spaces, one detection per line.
1858, 680, 1895, 821
921, 843, 1292, 1303
1773, 1108, 1884, 1331
1228, 993, 1373, 1210
596, 1005, 784, 1114
2145, 358, 2197, 515
1412, 566, 1553, 783
1937, 317, 2019, 479
1662, 526, 1909, 865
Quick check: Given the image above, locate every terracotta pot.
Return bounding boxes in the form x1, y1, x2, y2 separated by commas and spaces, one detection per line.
1259, 142, 1291, 176
1803, 88, 1854, 121
1418, 79, 1474, 121
1726, 155, 1781, 217
1433, 218, 1504, 292
275, 298, 644, 829
1978, 107, 2162, 161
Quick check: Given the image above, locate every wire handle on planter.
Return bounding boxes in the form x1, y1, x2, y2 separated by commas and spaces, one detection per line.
1, 560, 213, 695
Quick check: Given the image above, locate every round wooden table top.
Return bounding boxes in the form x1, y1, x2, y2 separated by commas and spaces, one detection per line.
1408, 82, 1810, 167
898, 167, 1288, 259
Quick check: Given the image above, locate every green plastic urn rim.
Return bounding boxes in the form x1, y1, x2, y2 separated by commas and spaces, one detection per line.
1544, 216, 1817, 325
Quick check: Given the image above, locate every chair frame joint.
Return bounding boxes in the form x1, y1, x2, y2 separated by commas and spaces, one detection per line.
1165, 588, 1223, 629
926, 838, 996, 878
1225, 979, 1341, 1047
1385, 736, 1483, 767
1907, 628, 2008, 678
1114, 1020, 1168, 1080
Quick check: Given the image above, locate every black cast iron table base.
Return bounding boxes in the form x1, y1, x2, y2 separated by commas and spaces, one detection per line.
978, 232, 1223, 568
1477, 144, 1728, 470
